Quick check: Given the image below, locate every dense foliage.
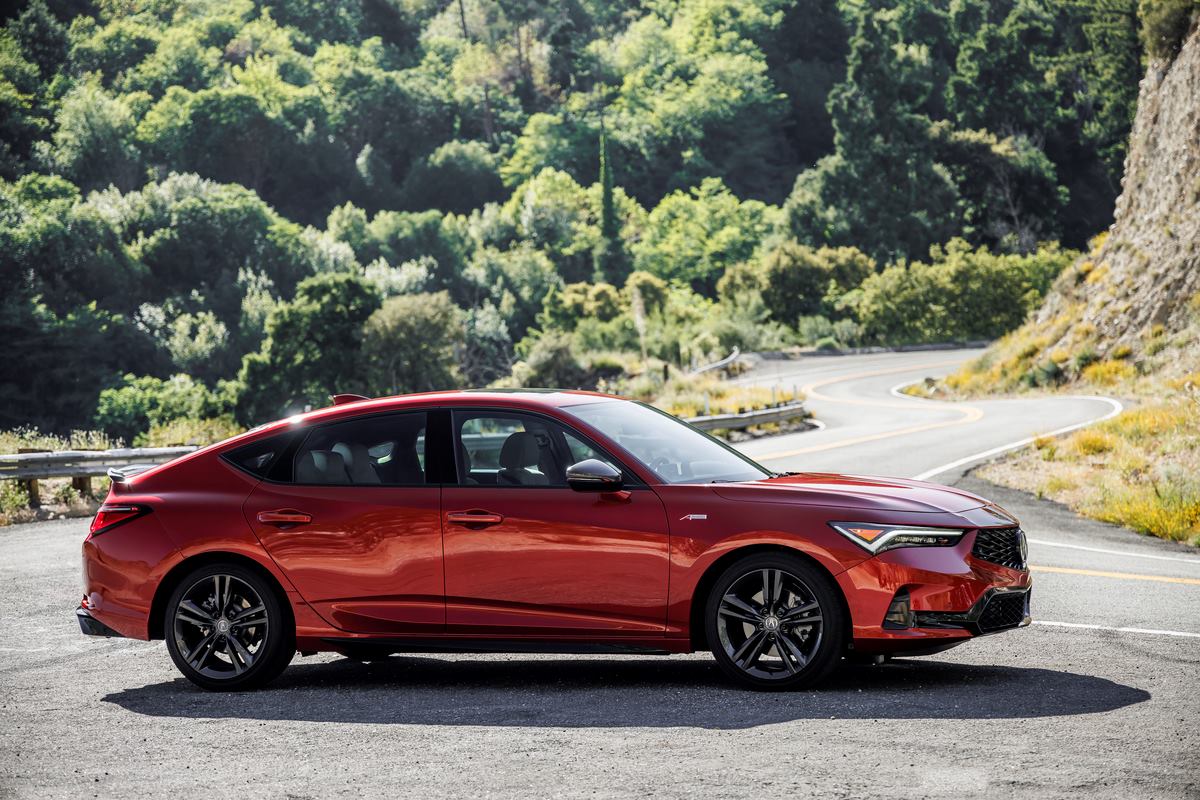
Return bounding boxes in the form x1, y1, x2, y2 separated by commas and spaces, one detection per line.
0, 0, 1150, 440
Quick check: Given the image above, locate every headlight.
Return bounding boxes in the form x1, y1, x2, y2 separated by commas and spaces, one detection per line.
829, 522, 964, 554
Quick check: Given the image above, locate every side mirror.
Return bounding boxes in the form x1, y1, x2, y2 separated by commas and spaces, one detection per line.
566, 459, 623, 492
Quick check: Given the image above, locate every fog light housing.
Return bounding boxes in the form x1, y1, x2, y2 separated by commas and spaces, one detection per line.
883, 590, 913, 629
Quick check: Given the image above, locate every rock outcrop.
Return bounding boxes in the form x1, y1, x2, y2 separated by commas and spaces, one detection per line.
1028, 26, 1200, 361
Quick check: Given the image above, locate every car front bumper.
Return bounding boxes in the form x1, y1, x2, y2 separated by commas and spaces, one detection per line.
836, 527, 1033, 655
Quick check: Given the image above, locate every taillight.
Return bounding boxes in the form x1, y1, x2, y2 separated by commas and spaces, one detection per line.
89, 504, 148, 535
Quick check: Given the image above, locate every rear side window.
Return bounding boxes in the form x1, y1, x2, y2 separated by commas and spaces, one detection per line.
294, 412, 428, 486
224, 432, 293, 478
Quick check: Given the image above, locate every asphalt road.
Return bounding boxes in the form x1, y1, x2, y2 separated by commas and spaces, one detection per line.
2, 349, 1198, 798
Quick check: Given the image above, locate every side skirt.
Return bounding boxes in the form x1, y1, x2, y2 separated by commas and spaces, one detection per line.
318, 638, 677, 656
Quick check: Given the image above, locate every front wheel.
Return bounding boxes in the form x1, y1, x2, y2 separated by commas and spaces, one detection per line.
164, 563, 294, 691
704, 553, 846, 690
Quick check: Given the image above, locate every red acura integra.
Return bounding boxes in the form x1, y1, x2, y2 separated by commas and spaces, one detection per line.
78, 391, 1030, 691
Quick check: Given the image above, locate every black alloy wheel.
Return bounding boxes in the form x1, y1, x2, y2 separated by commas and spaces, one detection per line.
705, 553, 846, 690
164, 563, 293, 691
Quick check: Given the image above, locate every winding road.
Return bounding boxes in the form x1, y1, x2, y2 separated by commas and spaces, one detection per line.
1, 349, 1197, 798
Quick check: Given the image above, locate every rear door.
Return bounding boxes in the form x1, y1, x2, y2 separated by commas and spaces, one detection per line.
243, 409, 450, 634
441, 409, 671, 636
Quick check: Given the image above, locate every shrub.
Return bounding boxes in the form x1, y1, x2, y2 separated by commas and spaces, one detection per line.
1091, 478, 1200, 544
508, 331, 589, 389
141, 415, 242, 447
1081, 360, 1138, 386
1139, 0, 1200, 61
95, 374, 233, 444
1069, 429, 1117, 456
847, 240, 1075, 345
796, 315, 835, 345
1, 481, 30, 515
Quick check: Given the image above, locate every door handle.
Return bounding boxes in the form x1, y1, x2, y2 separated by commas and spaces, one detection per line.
446, 510, 504, 527
257, 509, 313, 526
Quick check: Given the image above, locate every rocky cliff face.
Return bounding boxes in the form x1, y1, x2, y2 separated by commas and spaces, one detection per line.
1027, 26, 1199, 364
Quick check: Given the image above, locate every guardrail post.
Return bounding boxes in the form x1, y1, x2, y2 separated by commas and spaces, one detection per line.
72, 476, 92, 498
22, 478, 40, 508
16, 448, 44, 508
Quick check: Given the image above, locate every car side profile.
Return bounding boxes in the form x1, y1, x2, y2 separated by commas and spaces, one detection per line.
78, 390, 1031, 691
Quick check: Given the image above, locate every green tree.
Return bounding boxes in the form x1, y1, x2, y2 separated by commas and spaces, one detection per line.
237, 271, 382, 423
634, 177, 778, 294
43, 77, 142, 192
361, 291, 465, 396
592, 125, 627, 283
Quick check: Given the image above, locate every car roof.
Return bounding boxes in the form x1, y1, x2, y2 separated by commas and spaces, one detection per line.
228, 389, 625, 445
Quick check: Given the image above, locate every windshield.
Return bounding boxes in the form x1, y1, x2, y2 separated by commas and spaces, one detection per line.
563, 400, 773, 484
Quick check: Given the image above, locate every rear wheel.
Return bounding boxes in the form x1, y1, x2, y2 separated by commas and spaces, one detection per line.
704, 552, 846, 690
164, 563, 294, 691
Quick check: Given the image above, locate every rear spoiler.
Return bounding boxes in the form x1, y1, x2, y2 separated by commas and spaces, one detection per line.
331, 393, 371, 406
107, 464, 157, 483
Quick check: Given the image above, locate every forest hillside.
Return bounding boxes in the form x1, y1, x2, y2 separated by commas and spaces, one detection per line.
0, 0, 1162, 446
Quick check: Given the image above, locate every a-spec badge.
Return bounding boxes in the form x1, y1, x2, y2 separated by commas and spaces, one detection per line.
680, 514, 708, 521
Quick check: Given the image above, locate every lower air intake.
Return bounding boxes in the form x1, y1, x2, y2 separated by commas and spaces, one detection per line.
977, 591, 1028, 633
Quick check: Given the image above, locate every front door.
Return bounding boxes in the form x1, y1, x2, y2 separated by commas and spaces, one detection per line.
442, 409, 670, 636
244, 410, 446, 634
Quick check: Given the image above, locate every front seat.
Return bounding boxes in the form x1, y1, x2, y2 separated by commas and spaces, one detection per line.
496, 432, 551, 486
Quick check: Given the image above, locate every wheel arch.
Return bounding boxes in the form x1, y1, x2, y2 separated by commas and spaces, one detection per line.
687, 544, 852, 652
148, 551, 294, 641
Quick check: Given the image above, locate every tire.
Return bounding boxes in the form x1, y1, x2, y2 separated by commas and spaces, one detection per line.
704, 552, 846, 690
164, 563, 294, 691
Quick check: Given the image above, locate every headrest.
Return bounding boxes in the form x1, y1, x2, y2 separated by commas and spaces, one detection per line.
296, 449, 348, 484
331, 441, 379, 484
499, 432, 540, 469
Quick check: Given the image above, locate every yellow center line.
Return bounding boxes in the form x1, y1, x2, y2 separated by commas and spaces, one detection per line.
755, 359, 984, 462
1030, 565, 1200, 586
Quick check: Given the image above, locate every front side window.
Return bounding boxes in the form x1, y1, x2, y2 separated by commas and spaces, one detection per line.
456, 412, 565, 487
563, 400, 771, 484
453, 411, 626, 488
294, 412, 428, 486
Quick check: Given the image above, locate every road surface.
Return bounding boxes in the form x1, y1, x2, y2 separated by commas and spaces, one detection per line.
1, 349, 1197, 798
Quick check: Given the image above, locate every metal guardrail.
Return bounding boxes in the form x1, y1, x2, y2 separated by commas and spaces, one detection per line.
689, 347, 741, 375
0, 447, 197, 481
685, 401, 808, 432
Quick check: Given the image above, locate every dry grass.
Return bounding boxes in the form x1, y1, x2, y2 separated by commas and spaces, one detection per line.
979, 397, 1200, 546
0, 427, 122, 454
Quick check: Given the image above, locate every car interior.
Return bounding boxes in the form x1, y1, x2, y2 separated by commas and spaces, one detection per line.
294, 413, 427, 485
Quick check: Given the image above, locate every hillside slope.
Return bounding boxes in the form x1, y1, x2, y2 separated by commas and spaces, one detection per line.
951, 27, 1200, 392
948, 27, 1200, 546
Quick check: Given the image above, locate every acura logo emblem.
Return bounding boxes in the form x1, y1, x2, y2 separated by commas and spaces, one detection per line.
1017, 529, 1028, 563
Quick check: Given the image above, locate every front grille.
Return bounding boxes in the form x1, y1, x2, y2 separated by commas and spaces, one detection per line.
977, 591, 1028, 633
972, 527, 1027, 570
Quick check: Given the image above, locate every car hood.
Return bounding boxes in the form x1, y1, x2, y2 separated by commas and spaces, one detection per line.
710, 472, 1004, 517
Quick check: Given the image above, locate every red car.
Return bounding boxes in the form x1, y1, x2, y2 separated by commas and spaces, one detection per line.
78, 391, 1031, 691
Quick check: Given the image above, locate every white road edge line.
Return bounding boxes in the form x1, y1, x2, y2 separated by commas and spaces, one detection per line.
1033, 620, 1200, 639
1026, 538, 1200, 565
907, 395, 1124, 481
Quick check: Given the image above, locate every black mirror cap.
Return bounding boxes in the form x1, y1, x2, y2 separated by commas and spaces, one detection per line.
566, 459, 623, 492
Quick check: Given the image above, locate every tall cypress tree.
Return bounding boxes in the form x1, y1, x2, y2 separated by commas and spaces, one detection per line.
592, 123, 627, 283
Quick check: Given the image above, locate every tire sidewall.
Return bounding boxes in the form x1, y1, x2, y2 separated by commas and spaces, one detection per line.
163, 563, 292, 691
704, 552, 846, 690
